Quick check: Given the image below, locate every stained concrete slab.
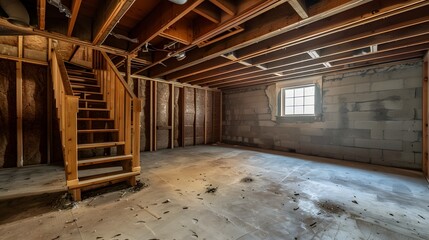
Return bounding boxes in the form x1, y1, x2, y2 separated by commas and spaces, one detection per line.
0, 145, 428, 239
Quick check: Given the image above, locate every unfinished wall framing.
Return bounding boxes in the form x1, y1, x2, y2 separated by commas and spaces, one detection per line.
133, 77, 222, 152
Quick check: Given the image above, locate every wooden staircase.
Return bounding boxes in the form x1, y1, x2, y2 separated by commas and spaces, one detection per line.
50, 49, 141, 201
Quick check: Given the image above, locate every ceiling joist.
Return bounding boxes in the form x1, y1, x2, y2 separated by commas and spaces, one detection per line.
67, 0, 82, 37
288, 0, 308, 19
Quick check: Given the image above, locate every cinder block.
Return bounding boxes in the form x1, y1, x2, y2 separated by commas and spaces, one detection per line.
383, 130, 403, 140
300, 128, 324, 136
259, 121, 276, 127
382, 150, 402, 162
414, 153, 422, 164
404, 77, 422, 89
347, 111, 376, 121
355, 138, 402, 150
371, 79, 403, 91
402, 120, 422, 131
355, 83, 371, 93
401, 152, 415, 163
325, 85, 355, 96
402, 131, 419, 142
371, 129, 383, 139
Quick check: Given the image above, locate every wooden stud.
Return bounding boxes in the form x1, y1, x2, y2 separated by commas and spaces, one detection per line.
209, 0, 235, 15
67, 0, 82, 37
219, 92, 222, 143
38, 0, 46, 30
149, 80, 153, 151
194, 88, 197, 146
47, 38, 52, 164
181, 87, 186, 147
204, 90, 208, 144
171, 84, 175, 149
132, 98, 142, 170
16, 36, 23, 167
153, 81, 158, 151
193, 2, 221, 24
126, 55, 132, 85
423, 51, 429, 180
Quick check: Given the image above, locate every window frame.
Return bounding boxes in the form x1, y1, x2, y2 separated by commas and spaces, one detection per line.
281, 84, 316, 116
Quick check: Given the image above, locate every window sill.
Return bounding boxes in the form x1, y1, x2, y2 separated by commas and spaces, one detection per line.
276, 115, 322, 123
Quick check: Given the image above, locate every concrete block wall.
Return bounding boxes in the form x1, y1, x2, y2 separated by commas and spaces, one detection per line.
223, 62, 423, 170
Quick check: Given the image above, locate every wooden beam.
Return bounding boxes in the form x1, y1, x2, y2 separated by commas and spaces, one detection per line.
0, 18, 128, 56
153, 81, 157, 151
219, 92, 222, 143
181, 87, 186, 147
129, 0, 204, 53
67, 0, 82, 37
171, 85, 175, 149
17, 36, 23, 167
92, 0, 135, 45
146, 0, 372, 78
47, 38, 52, 164
219, 52, 425, 89
38, 0, 46, 30
149, 81, 154, 152
193, 88, 197, 146
209, 0, 235, 15
193, 2, 221, 24
289, 0, 308, 19
126, 55, 132, 85
159, 19, 193, 45
204, 90, 207, 144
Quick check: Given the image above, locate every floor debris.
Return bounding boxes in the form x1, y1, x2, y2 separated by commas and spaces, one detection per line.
241, 177, 254, 183
205, 187, 218, 193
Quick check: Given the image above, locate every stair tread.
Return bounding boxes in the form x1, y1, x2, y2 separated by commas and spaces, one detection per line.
78, 129, 119, 133
78, 107, 109, 111
78, 155, 132, 167
69, 76, 97, 81
68, 171, 138, 189
78, 118, 113, 121
74, 90, 103, 94
78, 141, 125, 150
72, 83, 100, 88
65, 61, 93, 70
79, 99, 105, 103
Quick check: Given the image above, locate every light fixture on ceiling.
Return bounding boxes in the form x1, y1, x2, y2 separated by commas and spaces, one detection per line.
47, 0, 72, 18
168, 0, 188, 5
307, 50, 320, 59
0, 0, 30, 27
176, 52, 186, 61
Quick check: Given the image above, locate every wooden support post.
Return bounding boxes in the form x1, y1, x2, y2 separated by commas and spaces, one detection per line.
153, 81, 157, 151
181, 87, 186, 147
171, 84, 175, 149
149, 80, 153, 151
193, 88, 197, 146
423, 51, 429, 181
126, 55, 132, 86
219, 91, 223, 143
47, 38, 52, 164
204, 90, 208, 144
16, 36, 23, 167
132, 98, 141, 170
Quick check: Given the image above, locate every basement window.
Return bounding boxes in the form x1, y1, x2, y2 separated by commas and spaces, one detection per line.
281, 85, 315, 116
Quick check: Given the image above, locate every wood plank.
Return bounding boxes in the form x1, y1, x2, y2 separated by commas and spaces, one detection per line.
204, 90, 207, 144
159, 19, 193, 45
78, 155, 133, 167
132, 98, 141, 171
219, 92, 222, 143
38, 0, 46, 30
92, 0, 135, 45
194, 88, 197, 146
171, 85, 175, 149
181, 87, 186, 147
145, 0, 371, 77
154, 81, 157, 151
289, 0, 308, 19
64, 96, 79, 186
78, 141, 125, 150
149, 80, 153, 151
67, 0, 82, 37
68, 171, 139, 189
424, 51, 429, 180
209, 0, 235, 15
16, 61, 23, 167
193, 2, 221, 24
101, 52, 136, 98
129, 0, 204, 53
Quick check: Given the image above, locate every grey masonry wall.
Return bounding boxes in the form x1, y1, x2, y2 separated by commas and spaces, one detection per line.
223, 61, 423, 170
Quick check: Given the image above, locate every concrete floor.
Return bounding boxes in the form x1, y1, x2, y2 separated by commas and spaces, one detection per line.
0, 144, 428, 240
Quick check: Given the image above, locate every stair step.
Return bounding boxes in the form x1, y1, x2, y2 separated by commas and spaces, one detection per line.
79, 99, 105, 103
74, 90, 103, 95
67, 69, 95, 74
78, 155, 132, 167
78, 129, 119, 133
78, 108, 109, 111
72, 83, 100, 88
68, 171, 139, 189
70, 76, 98, 82
78, 141, 125, 150
65, 61, 93, 70
78, 118, 113, 121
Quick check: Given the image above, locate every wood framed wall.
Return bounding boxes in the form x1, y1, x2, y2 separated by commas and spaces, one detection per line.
132, 76, 222, 152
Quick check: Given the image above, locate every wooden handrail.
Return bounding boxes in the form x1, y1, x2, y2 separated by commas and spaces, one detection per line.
53, 48, 74, 96
100, 51, 136, 98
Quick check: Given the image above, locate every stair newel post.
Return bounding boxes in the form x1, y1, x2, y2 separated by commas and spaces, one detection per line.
124, 94, 134, 185
65, 95, 80, 200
